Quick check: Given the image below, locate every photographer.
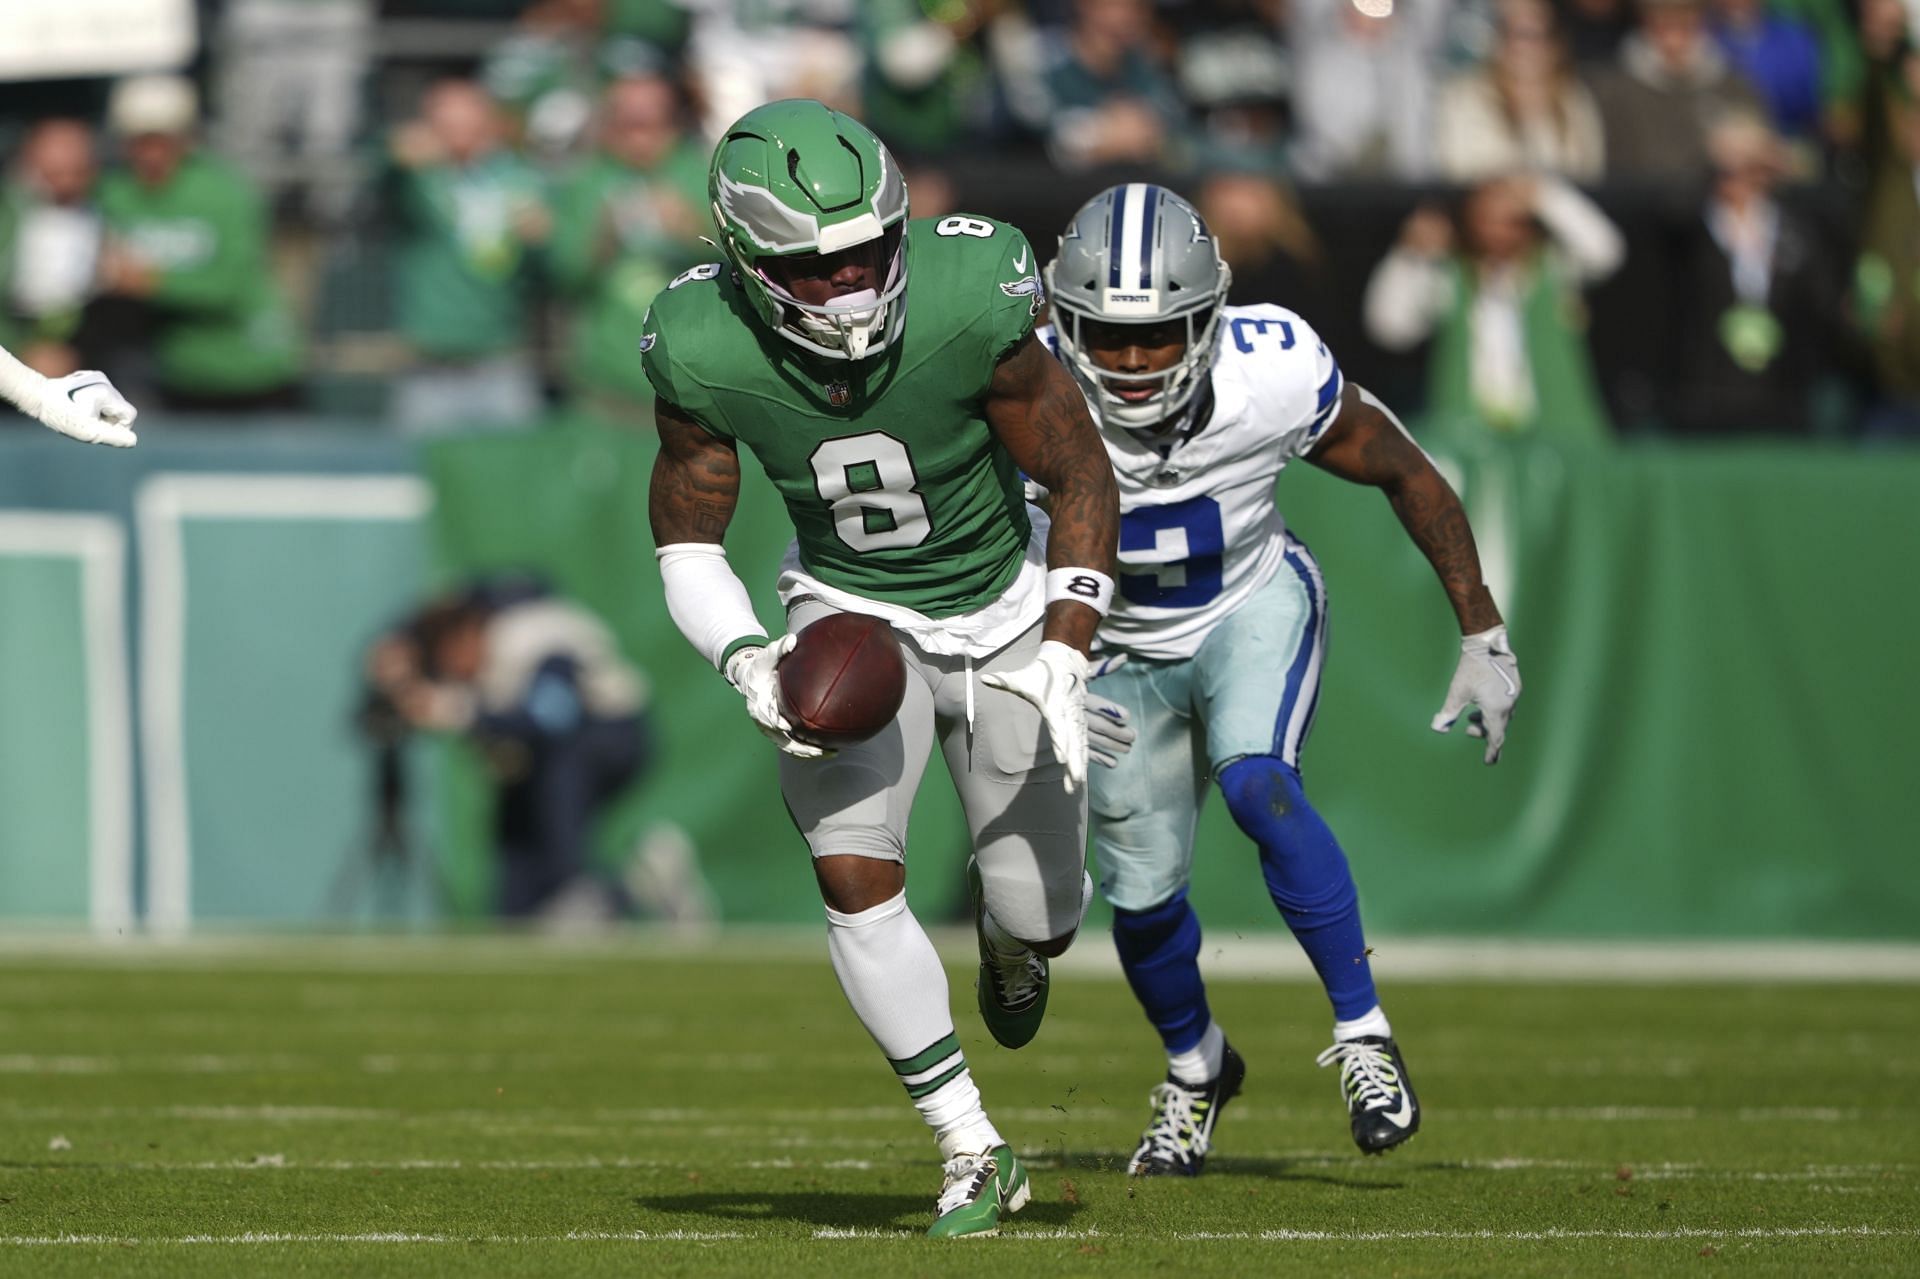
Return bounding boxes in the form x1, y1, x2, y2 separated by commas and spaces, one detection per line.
364, 576, 651, 919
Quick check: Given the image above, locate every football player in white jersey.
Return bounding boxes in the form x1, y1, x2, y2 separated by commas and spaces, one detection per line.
1038, 185, 1521, 1175
0, 345, 138, 447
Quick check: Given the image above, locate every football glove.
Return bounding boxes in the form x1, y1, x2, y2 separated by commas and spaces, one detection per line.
1431, 625, 1521, 765
982, 639, 1090, 792
725, 634, 831, 760
1085, 652, 1135, 769
36, 371, 139, 448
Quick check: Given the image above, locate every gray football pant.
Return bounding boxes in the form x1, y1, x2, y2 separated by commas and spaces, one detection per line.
778, 598, 1088, 944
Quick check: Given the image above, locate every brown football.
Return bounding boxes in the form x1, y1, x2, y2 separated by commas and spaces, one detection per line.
776, 613, 908, 749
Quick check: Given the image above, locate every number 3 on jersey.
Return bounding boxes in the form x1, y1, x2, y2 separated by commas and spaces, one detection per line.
810, 433, 931, 552
1118, 496, 1224, 607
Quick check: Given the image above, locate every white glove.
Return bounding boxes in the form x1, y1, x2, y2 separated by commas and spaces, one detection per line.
981, 639, 1090, 792
1085, 651, 1135, 770
724, 635, 831, 760
36, 371, 139, 448
1431, 625, 1521, 764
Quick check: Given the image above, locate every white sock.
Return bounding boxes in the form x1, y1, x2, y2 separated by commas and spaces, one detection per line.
1167, 1020, 1226, 1086
1333, 1004, 1392, 1042
825, 891, 1002, 1158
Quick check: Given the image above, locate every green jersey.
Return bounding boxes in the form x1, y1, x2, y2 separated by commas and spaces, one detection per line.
642, 215, 1045, 617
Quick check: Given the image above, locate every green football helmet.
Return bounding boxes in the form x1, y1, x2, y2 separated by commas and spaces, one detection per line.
708, 99, 910, 361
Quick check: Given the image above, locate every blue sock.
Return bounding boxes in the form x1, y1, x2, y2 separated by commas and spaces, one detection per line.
1110, 890, 1211, 1055
1217, 755, 1378, 1020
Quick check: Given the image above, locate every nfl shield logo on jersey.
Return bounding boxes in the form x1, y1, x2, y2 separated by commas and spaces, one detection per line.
826, 380, 852, 409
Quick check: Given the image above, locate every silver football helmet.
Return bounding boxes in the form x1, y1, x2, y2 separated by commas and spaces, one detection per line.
1045, 184, 1232, 431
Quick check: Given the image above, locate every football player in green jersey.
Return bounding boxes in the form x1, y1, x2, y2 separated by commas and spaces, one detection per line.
642, 100, 1121, 1238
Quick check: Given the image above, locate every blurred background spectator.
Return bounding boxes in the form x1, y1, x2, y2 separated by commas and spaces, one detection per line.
1588, 0, 1763, 180
1670, 110, 1849, 434
858, 0, 996, 161
1288, 0, 1447, 181
0, 120, 102, 382
1855, 72, 1920, 436
387, 79, 549, 432
92, 74, 305, 413
211, 0, 373, 223
364, 576, 656, 921
0, 0, 1908, 441
483, 0, 679, 163
1364, 175, 1622, 449
1706, 0, 1825, 156
1040, 0, 1189, 172
1436, 0, 1607, 181
550, 73, 708, 426
1177, 0, 1291, 175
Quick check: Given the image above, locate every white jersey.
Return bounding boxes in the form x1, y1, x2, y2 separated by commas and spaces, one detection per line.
1042, 303, 1344, 660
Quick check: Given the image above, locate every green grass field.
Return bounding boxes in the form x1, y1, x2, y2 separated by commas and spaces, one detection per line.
1, 937, 1915, 1277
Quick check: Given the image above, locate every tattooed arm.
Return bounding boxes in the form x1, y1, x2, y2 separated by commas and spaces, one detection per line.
648, 397, 783, 677
649, 397, 741, 546
984, 332, 1120, 655
1307, 384, 1502, 635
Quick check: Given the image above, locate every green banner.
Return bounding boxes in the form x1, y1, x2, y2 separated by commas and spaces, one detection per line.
424, 426, 1920, 939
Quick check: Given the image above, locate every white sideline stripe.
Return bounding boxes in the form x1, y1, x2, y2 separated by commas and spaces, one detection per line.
0, 513, 134, 935
2, 932, 1918, 982
1049, 935, 1920, 984
135, 473, 433, 935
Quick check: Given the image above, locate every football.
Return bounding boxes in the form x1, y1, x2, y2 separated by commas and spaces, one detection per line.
776, 612, 908, 748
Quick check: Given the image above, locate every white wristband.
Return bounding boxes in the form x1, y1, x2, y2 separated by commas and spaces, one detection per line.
1045, 567, 1115, 617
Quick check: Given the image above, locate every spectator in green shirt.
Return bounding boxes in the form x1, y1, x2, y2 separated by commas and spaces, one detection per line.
549, 74, 709, 426
387, 79, 550, 432
93, 75, 305, 413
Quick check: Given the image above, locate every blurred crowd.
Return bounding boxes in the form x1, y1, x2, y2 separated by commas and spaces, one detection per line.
3, 0, 1920, 439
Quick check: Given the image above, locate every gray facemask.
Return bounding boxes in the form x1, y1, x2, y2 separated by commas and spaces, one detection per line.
1044, 184, 1232, 431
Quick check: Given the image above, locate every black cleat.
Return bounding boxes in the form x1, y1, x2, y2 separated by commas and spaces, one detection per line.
1316, 1035, 1420, 1154
1127, 1043, 1247, 1176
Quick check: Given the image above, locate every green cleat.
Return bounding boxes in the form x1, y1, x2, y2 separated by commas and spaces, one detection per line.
926, 1144, 1031, 1238
969, 858, 1049, 1048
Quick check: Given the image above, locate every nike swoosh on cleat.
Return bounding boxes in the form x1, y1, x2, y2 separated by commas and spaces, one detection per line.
1381, 1093, 1415, 1128
1013, 246, 1029, 273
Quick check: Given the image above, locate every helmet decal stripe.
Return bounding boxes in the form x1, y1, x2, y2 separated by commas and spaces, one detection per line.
1118, 183, 1148, 290
1138, 184, 1161, 290
1107, 187, 1126, 288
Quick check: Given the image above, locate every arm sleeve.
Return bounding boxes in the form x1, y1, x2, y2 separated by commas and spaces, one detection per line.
1363, 249, 1452, 351
656, 542, 769, 673
1533, 176, 1625, 284
0, 343, 48, 418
